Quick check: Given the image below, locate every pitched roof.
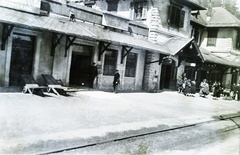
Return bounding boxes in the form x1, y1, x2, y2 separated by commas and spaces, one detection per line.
192, 7, 240, 27
164, 37, 194, 55
200, 47, 240, 67
0, 6, 171, 55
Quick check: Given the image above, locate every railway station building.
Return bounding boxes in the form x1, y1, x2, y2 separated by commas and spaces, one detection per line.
1, 0, 238, 92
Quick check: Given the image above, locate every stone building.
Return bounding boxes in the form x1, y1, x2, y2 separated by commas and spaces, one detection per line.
0, 0, 207, 92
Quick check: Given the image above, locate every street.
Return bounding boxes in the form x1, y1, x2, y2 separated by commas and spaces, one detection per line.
1, 91, 240, 154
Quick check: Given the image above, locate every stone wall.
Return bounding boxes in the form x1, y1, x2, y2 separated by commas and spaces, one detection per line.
143, 51, 160, 92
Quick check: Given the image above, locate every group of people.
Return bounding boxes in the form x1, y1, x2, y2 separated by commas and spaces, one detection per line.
177, 74, 210, 97
177, 77, 197, 96
177, 73, 240, 100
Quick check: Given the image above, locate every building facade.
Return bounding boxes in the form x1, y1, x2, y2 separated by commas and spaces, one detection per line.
79, 0, 206, 90
0, 0, 207, 92
191, 5, 240, 89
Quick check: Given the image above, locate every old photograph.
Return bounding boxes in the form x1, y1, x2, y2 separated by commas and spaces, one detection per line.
0, 0, 240, 154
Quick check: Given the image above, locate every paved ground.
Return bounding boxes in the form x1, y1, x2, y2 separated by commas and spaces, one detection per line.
0, 90, 240, 154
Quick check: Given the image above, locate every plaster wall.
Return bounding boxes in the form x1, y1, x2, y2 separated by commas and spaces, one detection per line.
116, 0, 131, 18
98, 45, 145, 91
201, 28, 235, 51
52, 36, 70, 86
35, 32, 54, 85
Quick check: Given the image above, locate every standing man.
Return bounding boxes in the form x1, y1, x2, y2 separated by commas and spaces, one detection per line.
89, 62, 98, 88
113, 70, 120, 93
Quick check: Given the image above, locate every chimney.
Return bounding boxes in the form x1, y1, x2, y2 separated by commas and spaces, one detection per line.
206, 0, 212, 21
221, 0, 225, 8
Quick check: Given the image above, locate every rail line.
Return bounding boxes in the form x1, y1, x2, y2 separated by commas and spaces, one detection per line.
38, 120, 212, 154
38, 114, 240, 155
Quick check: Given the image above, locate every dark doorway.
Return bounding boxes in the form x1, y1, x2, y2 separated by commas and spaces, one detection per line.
160, 64, 172, 89
9, 34, 35, 86
69, 45, 93, 87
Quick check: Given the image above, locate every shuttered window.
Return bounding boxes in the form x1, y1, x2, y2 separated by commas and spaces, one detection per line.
130, 1, 148, 20
168, 5, 185, 28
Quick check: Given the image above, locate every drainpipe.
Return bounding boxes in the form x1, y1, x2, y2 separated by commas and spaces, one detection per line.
221, 0, 225, 8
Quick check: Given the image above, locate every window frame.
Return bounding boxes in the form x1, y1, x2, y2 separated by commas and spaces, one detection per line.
106, 0, 119, 11
207, 29, 218, 47
168, 4, 185, 28
130, 1, 147, 20
103, 49, 118, 76
236, 31, 240, 49
125, 52, 138, 77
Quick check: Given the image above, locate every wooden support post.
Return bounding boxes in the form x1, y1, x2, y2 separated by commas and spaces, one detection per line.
121, 46, 133, 64
65, 36, 76, 57
145, 53, 168, 65
51, 33, 64, 56
98, 41, 111, 61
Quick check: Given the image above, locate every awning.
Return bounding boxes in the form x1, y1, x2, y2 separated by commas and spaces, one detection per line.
0, 6, 170, 55
0, 7, 96, 39
200, 47, 240, 67
164, 37, 194, 55
79, 23, 170, 55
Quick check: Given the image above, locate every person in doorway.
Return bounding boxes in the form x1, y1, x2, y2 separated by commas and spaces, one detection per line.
89, 62, 98, 88
199, 79, 209, 97
113, 70, 120, 93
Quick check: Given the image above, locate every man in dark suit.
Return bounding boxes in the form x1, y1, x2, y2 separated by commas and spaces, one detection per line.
113, 70, 120, 93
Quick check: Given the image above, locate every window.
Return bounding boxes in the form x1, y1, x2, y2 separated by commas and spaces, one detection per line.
130, 1, 147, 20
207, 29, 218, 46
168, 4, 185, 28
125, 53, 137, 77
236, 31, 240, 49
106, 0, 119, 11
193, 29, 199, 44
103, 50, 118, 75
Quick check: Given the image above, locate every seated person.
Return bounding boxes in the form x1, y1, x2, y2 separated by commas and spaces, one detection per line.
199, 79, 209, 97
190, 80, 196, 95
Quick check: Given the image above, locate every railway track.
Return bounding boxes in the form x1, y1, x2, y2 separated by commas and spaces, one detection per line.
38, 115, 240, 155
